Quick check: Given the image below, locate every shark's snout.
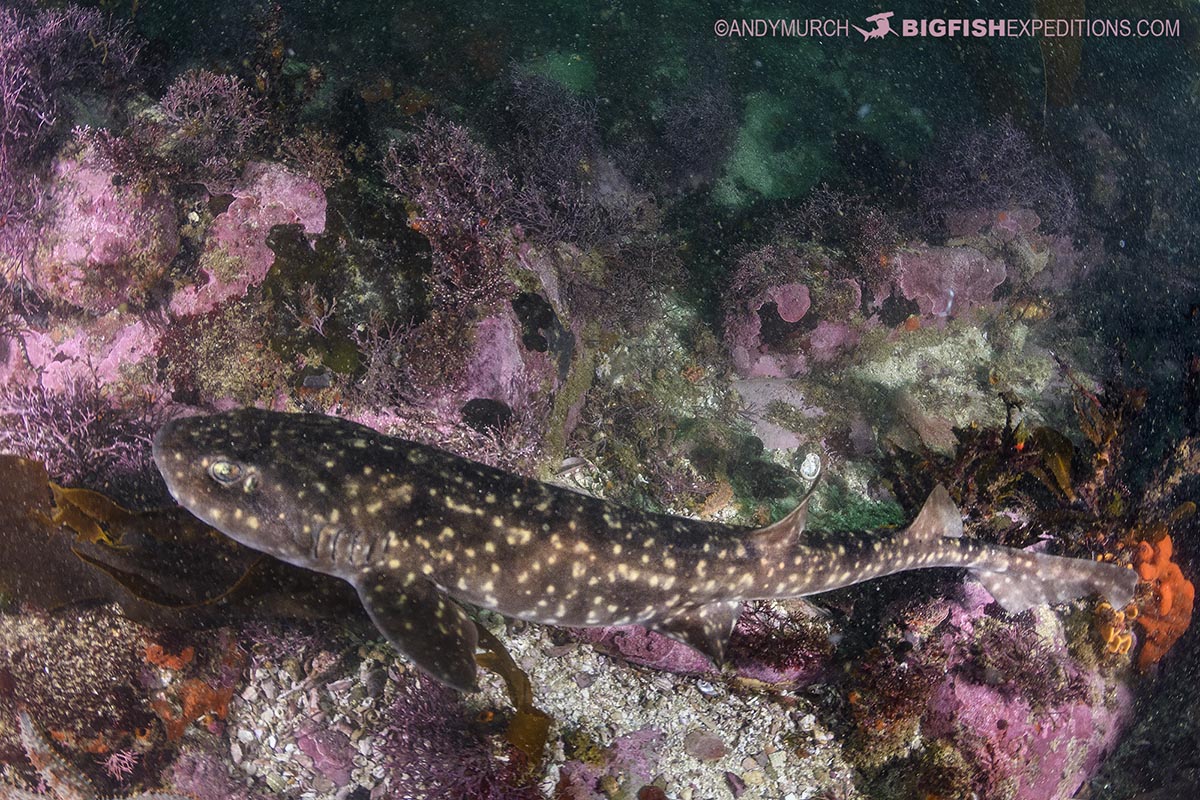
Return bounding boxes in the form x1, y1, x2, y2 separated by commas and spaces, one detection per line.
152, 414, 217, 506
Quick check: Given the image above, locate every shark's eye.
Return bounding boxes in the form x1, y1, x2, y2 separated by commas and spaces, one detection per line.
209, 460, 243, 485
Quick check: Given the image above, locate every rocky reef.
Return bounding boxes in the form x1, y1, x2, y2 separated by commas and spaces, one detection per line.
2, 2, 1199, 799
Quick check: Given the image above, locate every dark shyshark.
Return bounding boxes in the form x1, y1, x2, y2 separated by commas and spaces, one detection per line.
152, 409, 1138, 691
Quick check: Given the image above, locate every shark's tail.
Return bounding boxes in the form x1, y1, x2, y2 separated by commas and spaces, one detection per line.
970, 549, 1139, 614
912, 485, 1139, 613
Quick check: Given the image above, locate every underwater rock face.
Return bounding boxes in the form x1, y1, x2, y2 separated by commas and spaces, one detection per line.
925, 677, 1131, 800
943, 206, 1089, 292
170, 162, 326, 316
723, 239, 870, 383
916, 583, 1133, 800
15, 316, 159, 395
893, 244, 1006, 319
462, 311, 560, 418
732, 379, 825, 451
726, 280, 812, 378
30, 154, 180, 313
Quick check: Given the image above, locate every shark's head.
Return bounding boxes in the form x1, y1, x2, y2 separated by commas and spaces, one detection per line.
153, 409, 384, 571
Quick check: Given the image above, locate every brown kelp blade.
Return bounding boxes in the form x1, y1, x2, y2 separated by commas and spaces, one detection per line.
475, 624, 552, 769
0, 454, 359, 625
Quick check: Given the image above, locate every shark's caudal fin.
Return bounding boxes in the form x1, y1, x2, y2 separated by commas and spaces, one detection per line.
971, 552, 1139, 614
910, 485, 1138, 613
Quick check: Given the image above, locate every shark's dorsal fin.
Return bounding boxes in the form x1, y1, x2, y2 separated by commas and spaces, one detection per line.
354, 567, 479, 691
751, 502, 809, 553
907, 484, 963, 542
750, 473, 821, 553
651, 600, 742, 665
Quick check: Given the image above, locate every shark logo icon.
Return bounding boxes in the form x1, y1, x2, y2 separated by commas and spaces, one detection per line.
854, 11, 896, 40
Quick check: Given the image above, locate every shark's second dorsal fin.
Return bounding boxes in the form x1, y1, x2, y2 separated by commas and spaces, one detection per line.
354, 567, 480, 691
907, 484, 963, 542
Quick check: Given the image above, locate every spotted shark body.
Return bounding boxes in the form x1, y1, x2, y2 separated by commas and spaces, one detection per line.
152, 409, 1138, 691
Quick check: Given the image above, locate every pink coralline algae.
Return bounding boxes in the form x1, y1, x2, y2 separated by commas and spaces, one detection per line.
0, 4, 138, 270
925, 677, 1131, 800
557, 728, 666, 799
576, 602, 832, 686
913, 582, 1133, 800
170, 162, 327, 316
14, 315, 160, 394
945, 207, 1090, 293
892, 244, 1006, 319
461, 312, 557, 415
379, 672, 539, 799
30, 153, 179, 313
732, 379, 825, 451
574, 625, 716, 676
360, 300, 566, 446
158, 69, 267, 189
294, 721, 356, 789
0, 375, 156, 489
724, 244, 866, 379
99, 749, 139, 783
726, 279, 811, 378
168, 751, 264, 800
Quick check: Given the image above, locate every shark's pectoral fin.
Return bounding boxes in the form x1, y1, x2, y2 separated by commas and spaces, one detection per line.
354, 568, 479, 691
652, 601, 742, 665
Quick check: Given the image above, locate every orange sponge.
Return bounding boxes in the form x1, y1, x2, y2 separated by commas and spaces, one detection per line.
1134, 535, 1195, 670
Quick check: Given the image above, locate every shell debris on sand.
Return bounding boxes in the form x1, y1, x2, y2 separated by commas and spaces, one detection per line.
473, 619, 862, 799
222, 631, 394, 799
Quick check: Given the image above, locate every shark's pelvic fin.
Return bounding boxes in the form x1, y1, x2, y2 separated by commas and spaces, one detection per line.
652, 600, 742, 665
354, 568, 480, 691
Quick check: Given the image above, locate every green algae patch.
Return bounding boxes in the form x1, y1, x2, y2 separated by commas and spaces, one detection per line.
807, 484, 906, 533
540, 342, 596, 481
526, 50, 597, 93
713, 92, 830, 208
